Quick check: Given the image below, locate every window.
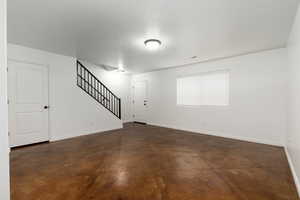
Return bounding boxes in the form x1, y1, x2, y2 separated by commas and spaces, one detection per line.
177, 70, 229, 106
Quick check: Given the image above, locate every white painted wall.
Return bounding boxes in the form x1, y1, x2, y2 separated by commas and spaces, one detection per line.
0, 0, 10, 199
8, 44, 131, 141
287, 3, 300, 196
132, 48, 287, 146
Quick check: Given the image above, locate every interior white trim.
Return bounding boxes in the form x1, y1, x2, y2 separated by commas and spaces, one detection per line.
285, 147, 300, 197
148, 123, 284, 147
50, 126, 123, 142
0, 0, 10, 198
123, 120, 133, 123
8, 58, 48, 68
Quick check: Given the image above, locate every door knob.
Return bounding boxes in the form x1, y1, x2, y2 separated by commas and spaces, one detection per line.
44, 106, 49, 109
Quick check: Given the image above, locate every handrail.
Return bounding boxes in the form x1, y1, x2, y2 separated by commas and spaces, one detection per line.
76, 60, 121, 119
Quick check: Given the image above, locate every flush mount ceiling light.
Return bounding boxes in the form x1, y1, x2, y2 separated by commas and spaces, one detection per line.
117, 64, 125, 72
144, 39, 162, 50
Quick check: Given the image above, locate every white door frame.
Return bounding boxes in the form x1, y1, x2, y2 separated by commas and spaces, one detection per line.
0, 0, 10, 198
8, 58, 50, 147
132, 80, 148, 124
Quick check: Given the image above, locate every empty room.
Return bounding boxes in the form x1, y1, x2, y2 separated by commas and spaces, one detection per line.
1, 0, 300, 199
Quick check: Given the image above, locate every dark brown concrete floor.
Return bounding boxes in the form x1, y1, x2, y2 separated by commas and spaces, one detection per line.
10, 124, 299, 200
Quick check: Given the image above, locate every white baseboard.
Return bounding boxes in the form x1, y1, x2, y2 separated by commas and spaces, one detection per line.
50, 126, 122, 142
148, 123, 283, 147
285, 147, 300, 197
123, 120, 133, 123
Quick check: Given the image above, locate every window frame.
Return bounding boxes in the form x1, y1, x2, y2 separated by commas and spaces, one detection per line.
176, 69, 230, 107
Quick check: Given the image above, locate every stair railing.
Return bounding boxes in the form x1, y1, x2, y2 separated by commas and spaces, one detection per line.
76, 60, 121, 119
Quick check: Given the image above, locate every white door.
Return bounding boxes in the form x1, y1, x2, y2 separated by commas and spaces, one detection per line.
133, 80, 148, 123
8, 60, 49, 147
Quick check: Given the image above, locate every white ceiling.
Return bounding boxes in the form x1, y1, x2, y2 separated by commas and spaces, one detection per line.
8, 0, 299, 73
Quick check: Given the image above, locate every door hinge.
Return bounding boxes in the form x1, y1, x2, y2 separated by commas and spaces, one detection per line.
6, 67, 8, 72
8, 132, 10, 136
132, 100, 135, 104
7, 99, 9, 104
133, 114, 135, 118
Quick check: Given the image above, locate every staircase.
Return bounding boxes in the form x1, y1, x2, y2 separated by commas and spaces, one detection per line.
76, 60, 121, 119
